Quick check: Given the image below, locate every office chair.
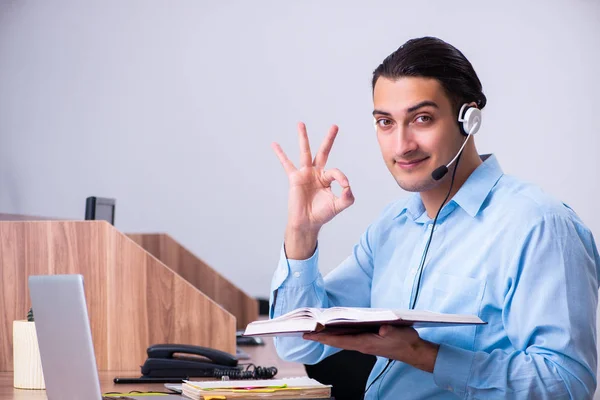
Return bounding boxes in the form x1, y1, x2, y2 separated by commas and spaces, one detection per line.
304, 350, 376, 400
257, 298, 270, 316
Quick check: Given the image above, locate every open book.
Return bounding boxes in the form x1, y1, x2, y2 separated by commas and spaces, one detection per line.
243, 307, 485, 337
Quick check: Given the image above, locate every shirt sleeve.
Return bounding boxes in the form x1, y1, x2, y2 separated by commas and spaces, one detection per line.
269, 225, 376, 365
432, 213, 599, 399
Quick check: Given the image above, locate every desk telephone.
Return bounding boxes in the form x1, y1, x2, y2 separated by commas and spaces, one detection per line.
141, 344, 277, 380
142, 344, 238, 378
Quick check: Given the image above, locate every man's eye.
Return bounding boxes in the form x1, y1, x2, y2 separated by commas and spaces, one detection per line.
376, 119, 393, 127
415, 115, 432, 124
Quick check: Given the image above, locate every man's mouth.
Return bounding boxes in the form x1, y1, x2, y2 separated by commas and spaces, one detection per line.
395, 157, 430, 170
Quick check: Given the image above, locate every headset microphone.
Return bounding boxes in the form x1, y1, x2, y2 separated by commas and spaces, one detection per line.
431, 104, 482, 181
431, 165, 449, 181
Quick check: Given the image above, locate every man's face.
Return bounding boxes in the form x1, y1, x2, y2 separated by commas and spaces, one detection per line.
373, 77, 463, 193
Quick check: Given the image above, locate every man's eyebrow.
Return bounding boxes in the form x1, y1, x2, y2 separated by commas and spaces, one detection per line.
406, 100, 439, 113
372, 101, 439, 117
372, 109, 392, 117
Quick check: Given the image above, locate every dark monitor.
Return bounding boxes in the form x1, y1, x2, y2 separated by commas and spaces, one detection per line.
85, 197, 116, 225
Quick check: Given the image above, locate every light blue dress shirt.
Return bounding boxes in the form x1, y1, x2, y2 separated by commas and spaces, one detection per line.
270, 154, 600, 399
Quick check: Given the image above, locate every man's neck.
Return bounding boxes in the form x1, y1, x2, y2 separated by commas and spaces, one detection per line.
420, 152, 483, 219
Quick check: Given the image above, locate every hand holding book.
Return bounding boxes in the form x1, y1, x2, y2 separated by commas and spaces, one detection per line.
305, 323, 441, 373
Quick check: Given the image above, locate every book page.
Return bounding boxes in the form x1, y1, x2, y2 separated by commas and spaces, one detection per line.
319, 307, 398, 324
266, 307, 322, 323
392, 309, 483, 323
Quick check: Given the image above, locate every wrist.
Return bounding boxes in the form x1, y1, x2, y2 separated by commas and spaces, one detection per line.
284, 226, 320, 260
410, 339, 439, 373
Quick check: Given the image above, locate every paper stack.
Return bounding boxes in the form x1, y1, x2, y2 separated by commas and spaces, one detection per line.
181, 377, 331, 399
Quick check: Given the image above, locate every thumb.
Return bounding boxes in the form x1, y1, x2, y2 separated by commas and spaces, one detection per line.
379, 325, 392, 337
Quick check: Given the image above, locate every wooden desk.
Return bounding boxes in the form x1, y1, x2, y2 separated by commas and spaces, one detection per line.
0, 341, 306, 399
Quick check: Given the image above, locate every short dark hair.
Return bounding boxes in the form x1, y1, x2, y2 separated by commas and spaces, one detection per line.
372, 37, 487, 113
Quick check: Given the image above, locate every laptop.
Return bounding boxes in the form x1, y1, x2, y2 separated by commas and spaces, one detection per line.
29, 274, 181, 400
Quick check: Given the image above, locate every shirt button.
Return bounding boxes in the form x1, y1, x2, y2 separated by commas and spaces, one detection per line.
447, 385, 453, 392
410, 268, 417, 275
293, 271, 301, 278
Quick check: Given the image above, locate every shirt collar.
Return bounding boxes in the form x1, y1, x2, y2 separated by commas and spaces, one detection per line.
394, 154, 504, 220
452, 154, 503, 217
398, 192, 426, 221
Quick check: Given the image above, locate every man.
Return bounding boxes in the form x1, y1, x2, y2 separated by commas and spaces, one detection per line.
270, 37, 599, 399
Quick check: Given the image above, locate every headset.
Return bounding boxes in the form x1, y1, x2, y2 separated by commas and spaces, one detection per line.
431, 103, 482, 180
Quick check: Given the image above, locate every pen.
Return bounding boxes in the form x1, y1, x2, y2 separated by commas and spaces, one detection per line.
113, 377, 184, 384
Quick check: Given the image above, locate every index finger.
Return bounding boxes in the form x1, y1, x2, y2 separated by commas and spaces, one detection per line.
271, 142, 297, 175
313, 125, 339, 169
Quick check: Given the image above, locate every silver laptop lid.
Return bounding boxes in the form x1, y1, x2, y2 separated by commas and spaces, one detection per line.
28, 274, 102, 400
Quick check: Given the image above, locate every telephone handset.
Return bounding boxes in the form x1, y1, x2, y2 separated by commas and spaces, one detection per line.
147, 344, 238, 366
142, 344, 239, 378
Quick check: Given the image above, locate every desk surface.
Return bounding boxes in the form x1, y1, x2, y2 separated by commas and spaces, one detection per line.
0, 341, 306, 399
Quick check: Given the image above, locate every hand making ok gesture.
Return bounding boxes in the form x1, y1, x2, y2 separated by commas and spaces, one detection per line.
272, 123, 355, 259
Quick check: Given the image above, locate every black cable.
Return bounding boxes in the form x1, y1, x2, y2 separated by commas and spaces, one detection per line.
212, 364, 278, 380
376, 357, 395, 399
362, 153, 463, 399
410, 152, 462, 310
363, 358, 393, 397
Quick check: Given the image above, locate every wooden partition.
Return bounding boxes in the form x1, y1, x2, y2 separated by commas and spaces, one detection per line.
127, 234, 258, 330
0, 221, 236, 372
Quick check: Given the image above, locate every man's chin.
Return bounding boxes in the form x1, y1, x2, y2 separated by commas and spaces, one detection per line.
396, 177, 438, 193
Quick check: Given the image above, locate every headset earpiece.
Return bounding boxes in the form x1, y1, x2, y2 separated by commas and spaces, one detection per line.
458, 103, 482, 136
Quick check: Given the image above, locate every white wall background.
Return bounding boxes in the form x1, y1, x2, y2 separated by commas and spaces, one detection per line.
1, 0, 600, 392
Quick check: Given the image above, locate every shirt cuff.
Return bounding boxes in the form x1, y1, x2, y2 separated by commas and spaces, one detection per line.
269, 243, 320, 319
282, 242, 320, 287
270, 242, 320, 290
432, 343, 475, 397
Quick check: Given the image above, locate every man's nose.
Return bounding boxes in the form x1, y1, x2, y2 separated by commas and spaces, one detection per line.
394, 127, 417, 157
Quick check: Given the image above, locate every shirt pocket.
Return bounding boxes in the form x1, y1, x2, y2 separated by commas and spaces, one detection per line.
426, 272, 485, 315
416, 271, 486, 351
